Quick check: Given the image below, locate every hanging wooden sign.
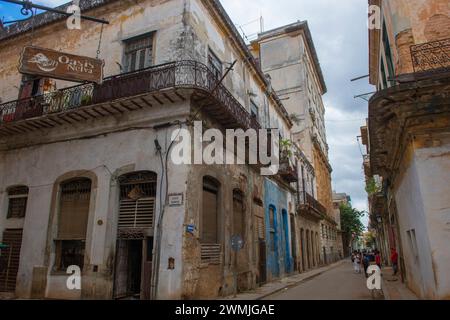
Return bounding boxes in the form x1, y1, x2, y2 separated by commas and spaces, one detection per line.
18, 46, 104, 84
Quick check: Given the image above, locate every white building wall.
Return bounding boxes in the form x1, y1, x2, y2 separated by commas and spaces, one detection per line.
394, 137, 450, 299
0, 101, 190, 299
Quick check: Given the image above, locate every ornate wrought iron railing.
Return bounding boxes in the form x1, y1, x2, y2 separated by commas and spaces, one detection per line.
0, 83, 94, 124
279, 152, 298, 183
0, 60, 260, 130
410, 38, 450, 73
298, 191, 327, 217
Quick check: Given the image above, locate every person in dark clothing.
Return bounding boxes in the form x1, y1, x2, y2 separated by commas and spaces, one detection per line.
363, 254, 370, 277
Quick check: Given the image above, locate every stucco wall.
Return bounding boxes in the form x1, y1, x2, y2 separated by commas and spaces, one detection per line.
0, 0, 188, 103
394, 135, 450, 299
0, 101, 190, 299
414, 135, 450, 299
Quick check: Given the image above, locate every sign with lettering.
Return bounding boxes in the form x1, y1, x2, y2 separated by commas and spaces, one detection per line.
168, 193, 184, 207
19, 46, 104, 84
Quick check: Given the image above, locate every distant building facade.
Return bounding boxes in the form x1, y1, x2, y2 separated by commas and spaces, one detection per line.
250, 21, 338, 268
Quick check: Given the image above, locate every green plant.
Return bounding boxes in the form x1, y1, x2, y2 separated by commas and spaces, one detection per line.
280, 138, 293, 158
365, 177, 381, 196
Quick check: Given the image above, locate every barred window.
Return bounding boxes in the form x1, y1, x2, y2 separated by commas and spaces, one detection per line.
7, 186, 29, 219
124, 33, 154, 73
208, 50, 223, 80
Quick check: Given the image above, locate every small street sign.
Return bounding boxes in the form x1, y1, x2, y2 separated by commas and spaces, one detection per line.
231, 235, 244, 252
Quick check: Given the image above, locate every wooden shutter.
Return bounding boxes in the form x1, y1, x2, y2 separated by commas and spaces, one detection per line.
0, 229, 23, 292
202, 189, 218, 243
256, 216, 265, 240
118, 198, 155, 229
58, 179, 91, 240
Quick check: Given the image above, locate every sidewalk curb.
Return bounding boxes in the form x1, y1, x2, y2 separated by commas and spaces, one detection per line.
256, 260, 347, 300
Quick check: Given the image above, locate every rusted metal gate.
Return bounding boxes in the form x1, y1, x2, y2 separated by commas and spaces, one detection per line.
0, 229, 23, 293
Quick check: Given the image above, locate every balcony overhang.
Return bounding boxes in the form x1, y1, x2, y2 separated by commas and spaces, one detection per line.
297, 192, 326, 222
368, 71, 450, 177
0, 61, 260, 137
278, 161, 298, 183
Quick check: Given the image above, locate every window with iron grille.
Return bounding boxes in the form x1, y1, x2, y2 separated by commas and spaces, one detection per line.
124, 33, 154, 73
118, 172, 157, 230
55, 178, 92, 271
7, 186, 29, 219
208, 49, 223, 80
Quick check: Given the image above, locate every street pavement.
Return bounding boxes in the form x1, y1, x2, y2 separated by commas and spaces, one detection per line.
263, 260, 373, 300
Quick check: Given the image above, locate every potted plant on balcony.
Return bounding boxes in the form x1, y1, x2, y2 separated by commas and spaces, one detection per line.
280, 138, 294, 171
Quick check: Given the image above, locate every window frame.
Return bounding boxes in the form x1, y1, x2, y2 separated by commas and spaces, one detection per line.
6, 186, 29, 219
123, 32, 155, 73
208, 49, 223, 80
53, 178, 92, 272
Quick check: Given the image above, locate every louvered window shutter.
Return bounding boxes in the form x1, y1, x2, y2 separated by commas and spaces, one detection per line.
118, 197, 155, 229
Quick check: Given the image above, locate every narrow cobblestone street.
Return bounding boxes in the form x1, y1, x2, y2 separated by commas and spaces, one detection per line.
264, 260, 372, 300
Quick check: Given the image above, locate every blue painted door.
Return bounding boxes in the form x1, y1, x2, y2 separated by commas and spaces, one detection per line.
282, 210, 291, 273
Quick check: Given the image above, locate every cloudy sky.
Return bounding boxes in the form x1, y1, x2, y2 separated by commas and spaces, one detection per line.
1, 0, 373, 225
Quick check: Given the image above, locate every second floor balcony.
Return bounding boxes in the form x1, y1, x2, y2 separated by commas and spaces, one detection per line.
0, 61, 261, 137
297, 191, 327, 221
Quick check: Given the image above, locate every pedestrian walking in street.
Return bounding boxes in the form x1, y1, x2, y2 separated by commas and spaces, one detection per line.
354, 253, 361, 273
375, 250, 382, 269
363, 254, 370, 277
391, 248, 399, 276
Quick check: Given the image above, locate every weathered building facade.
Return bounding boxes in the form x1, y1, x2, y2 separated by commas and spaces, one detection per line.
367, 0, 450, 299
0, 0, 305, 300
250, 22, 339, 268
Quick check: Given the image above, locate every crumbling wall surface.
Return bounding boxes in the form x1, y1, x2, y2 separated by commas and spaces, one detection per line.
313, 145, 333, 215
0, 0, 188, 103
263, 179, 290, 282
185, 0, 291, 136
413, 134, 450, 299
0, 100, 190, 299
181, 124, 264, 299
383, 0, 450, 76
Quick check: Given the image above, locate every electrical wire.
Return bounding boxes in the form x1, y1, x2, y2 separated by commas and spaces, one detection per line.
151, 121, 183, 300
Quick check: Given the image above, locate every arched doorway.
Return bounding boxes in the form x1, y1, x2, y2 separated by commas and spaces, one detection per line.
114, 171, 157, 300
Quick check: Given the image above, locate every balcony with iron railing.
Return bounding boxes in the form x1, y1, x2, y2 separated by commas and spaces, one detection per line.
0, 61, 261, 137
410, 38, 450, 74
297, 190, 327, 221
278, 151, 299, 183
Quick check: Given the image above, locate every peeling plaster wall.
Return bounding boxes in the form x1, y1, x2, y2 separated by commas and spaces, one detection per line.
186, 0, 291, 138
0, 101, 190, 299
258, 32, 328, 163
380, 0, 450, 79
183, 156, 264, 299
263, 179, 291, 282
394, 135, 450, 299
0, 0, 188, 103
